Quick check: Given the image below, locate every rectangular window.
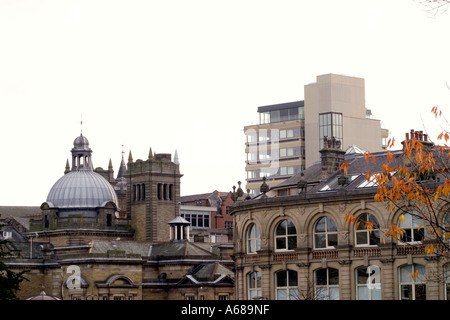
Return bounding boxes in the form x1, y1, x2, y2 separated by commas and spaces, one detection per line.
259, 112, 270, 124
319, 112, 343, 149
270, 110, 280, 123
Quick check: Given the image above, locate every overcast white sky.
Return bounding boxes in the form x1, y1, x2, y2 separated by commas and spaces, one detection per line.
0, 0, 449, 206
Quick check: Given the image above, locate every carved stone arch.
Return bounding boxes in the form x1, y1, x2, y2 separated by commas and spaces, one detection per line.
305, 209, 341, 237
347, 207, 383, 233
241, 217, 264, 253
389, 205, 418, 226
267, 214, 299, 251
104, 274, 136, 287
436, 201, 450, 225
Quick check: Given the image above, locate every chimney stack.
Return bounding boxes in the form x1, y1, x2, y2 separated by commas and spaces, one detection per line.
320, 136, 346, 179
403, 129, 434, 150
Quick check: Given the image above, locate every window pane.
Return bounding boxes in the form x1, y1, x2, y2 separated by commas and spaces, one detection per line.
276, 220, 286, 235
329, 268, 339, 285
371, 288, 382, 300
248, 240, 255, 253
415, 264, 426, 282
276, 271, 287, 287
401, 285, 412, 300
315, 217, 326, 232
401, 229, 412, 243
287, 220, 296, 235
315, 269, 328, 285
415, 284, 426, 300
249, 225, 255, 238
356, 214, 368, 230
289, 288, 299, 300
256, 272, 261, 288
400, 265, 413, 282
280, 109, 289, 122
276, 238, 286, 250
356, 267, 369, 284
327, 217, 337, 232
288, 270, 298, 286
329, 287, 339, 300
288, 236, 297, 250
400, 213, 412, 228
277, 289, 287, 300
414, 228, 424, 242
315, 234, 326, 248
357, 286, 369, 300
328, 233, 338, 247
255, 225, 260, 237
315, 287, 327, 300
288, 107, 298, 120
256, 239, 261, 251
271, 110, 280, 123
356, 231, 368, 245
369, 230, 380, 245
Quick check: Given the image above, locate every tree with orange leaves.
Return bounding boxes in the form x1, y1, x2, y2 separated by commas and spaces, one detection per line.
342, 106, 450, 259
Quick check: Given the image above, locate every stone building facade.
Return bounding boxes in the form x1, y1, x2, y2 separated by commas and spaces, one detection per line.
231, 132, 450, 300
0, 133, 234, 300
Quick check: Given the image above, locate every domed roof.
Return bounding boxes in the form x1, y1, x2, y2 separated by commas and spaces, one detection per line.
73, 134, 90, 150
46, 170, 118, 209
26, 290, 61, 300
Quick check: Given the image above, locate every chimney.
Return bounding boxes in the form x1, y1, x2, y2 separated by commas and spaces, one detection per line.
402, 129, 434, 151
320, 136, 346, 179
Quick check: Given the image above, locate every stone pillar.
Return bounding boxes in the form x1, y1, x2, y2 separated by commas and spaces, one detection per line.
338, 260, 352, 299
297, 263, 312, 300
381, 258, 395, 300
259, 264, 271, 300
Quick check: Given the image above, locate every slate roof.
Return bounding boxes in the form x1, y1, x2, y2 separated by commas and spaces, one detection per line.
89, 240, 221, 261
272, 144, 450, 195
0, 206, 41, 230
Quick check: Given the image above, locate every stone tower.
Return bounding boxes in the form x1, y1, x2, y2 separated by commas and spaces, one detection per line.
127, 149, 182, 242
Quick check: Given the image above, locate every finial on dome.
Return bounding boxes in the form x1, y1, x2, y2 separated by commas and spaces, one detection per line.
64, 159, 70, 174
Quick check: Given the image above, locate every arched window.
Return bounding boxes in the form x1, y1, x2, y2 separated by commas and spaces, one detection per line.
355, 213, 380, 246
399, 264, 426, 300
444, 264, 450, 300
157, 183, 162, 200
399, 211, 424, 243
355, 266, 381, 300
169, 184, 173, 200
444, 212, 450, 241
275, 219, 297, 251
275, 270, 298, 300
248, 271, 262, 300
247, 224, 261, 254
314, 268, 339, 300
314, 216, 338, 249
141, 184, 145, 201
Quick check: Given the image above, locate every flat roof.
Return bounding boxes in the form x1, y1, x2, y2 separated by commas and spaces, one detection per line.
257, 100, 304, 113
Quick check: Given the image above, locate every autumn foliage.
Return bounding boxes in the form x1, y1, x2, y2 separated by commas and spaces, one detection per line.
342, 106, 450, 258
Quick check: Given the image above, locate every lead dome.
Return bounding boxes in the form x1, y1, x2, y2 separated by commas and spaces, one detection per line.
45, 133, 119, 216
